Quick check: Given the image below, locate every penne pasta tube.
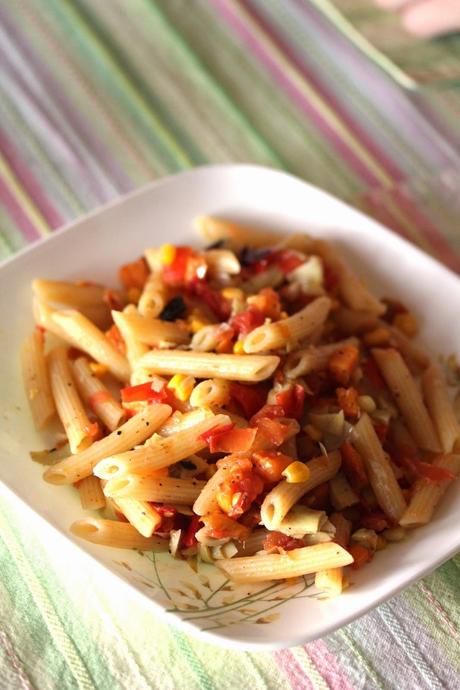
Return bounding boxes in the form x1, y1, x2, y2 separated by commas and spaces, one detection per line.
48, 346, 94, 454
33, 298, 80, 346
32, 279, 107, 308
52, 310, 130, 382
135, 349, 280, 382
329, 472, 359, 510
236, 529, 269, 556
195, 215, 312, 251
157, 408, 213, 437
43, 403, 172, 485
333, 307, 379, 335
261, 451, 341, 530
21, 330, 56, 430
204, 249, 240, 276
112, 307, 148, 368
422, 364, 460, 453
399, 454, 460, 528
193, 464, 231, 516
216, 542, 353, 583
70, 518, 169, 551
351, 413, 407, 522
76, 475, 106, 510
112, 310, 189, 347
315, 567, 343, 598
243, 297, 331, 354
72, 356, 126, 431
190, 325, 222, 352
137, 273, 167, 318
386, 325, 430, 372
111, 497, 161, 537
189, 378, 231, 408
104, 475, 205, 505
277, 506, 327, 537
312, 240, 386, 316
93, 414, 230, 479
372, 348, 441, 452
284, 338, 358, 378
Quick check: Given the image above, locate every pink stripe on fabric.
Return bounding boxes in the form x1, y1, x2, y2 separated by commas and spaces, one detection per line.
242, 0, 403, 183
0, 174, 41, 243
0, 128, 63, 229
359, 190, 412, 242
418, 582, 460, 642
211, 0, 384, 187
274, 649, 315, 690
305, 640, 356, 690
391, 187, 460, 274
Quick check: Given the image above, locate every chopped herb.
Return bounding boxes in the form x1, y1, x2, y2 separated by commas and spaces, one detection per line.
159, 296, 187, 322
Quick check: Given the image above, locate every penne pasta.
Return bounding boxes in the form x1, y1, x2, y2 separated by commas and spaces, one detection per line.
43, 403, 172, 485
93, 414, 230, 479
21, 330, 56, 430
422, 363, 460, 453
70, 518, 169, 551
261, 451, 341, 530
399, 454, 460, 528
277, 506, 327, 538
315, 568, 343, 598
72, 356, 126, 431
48, 346, 94, 454
32, 279, 107, 308
189, 378, 230, 408
112, 307, 149, 368
284, 338, 358, 378
76, 475, 106, 510
372, 348, 441, 452
190, 325, 222, 352
329, 472, 359, 510
244, 296, 331, 354
112, 310, 189, 347
135, 349, 280, 382
111, 497, 161, 537
195, 215, 313, 252
138, 273, 167, 318
33, 298, 80, 345
104, 475, 205, 505
53, 310, 130, 382
204, 249, 240, 276
351, 413, 407, 522
216, 542, 353, 583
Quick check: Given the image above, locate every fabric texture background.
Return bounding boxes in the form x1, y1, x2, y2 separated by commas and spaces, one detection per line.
1, 2, 460, 688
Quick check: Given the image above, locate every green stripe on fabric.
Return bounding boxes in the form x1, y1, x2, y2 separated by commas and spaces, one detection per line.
0, 206, 23, 258
170, 629, 218, 690
336, 629, 386, 690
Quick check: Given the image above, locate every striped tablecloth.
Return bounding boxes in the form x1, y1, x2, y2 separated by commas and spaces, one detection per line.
1, 2, 460, 689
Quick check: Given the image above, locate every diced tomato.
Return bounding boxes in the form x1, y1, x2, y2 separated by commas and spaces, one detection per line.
120, 381, 178, 409
360, 512, 389, 533
250, 404, 285, 425
275, 385, 305, 420
255, 417, 298, 447
348, 544, 373, 570
85, 421, 101, 441
400, 455, 456, 483
340, 442, 369, 492
323, 264, 339, 292
105, 324, 126, 354
272, 249, 304, 275
202, 513, 251, 541
181, 515, 202, 549
374, 423, 388, 443
230, 382, 267, 418
215, 326, 235, 354
328, 345, 359, 385
230, 307, 265, 335
189, 279, 230, 320
209, 427, 257, 453
119, 257, 149, 291
199, 423, 235, 446
162, 247, 193, 287
263, 531, 305, 552
247, 288, 282, 320
336, 387, 360, 419
252, 450, 294, 483
363, 357, 386, 389
215, 460, 264, 518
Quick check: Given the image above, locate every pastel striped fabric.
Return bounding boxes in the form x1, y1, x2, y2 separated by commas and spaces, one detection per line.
1, 2, 459, 689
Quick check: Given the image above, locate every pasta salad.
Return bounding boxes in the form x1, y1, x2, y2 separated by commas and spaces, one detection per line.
22, 216, 460, 595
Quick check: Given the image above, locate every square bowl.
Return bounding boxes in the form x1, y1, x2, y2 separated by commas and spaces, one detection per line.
1, 164, 459, 650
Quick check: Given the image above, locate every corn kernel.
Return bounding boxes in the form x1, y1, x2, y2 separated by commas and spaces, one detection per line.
304, 424, 322, 441
282, 461, 311, 483
233, 339, 245, 355
159, 243, 176, 265
363, 327, 391, 347
393, 312, 418, 338
89, 362, 108, 377
127, 287, 141, 304
167, 374, 195, 402
188, 316, 209, 334
221, 287, 245, 301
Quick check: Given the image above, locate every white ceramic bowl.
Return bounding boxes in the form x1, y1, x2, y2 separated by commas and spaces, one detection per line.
1, 164, 459, 650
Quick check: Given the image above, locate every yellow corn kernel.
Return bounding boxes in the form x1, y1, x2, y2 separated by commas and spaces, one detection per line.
393, 312, 418, 338
221, 287, 245, 301
188, 316, 210, 334
167, 374, 195, 402
282, 461, 311, 483
304, 424, 322, 441
233, 339, 245, 355
159, 243, 176, 265
127, 287, 141, 304
89, 362, 108, 377
363, 327, 391, 347
376, 536, 387, 551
